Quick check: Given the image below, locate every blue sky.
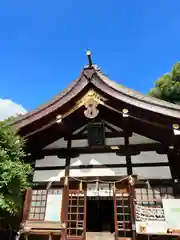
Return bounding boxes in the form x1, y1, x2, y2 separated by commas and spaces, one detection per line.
0, 0, 180, 116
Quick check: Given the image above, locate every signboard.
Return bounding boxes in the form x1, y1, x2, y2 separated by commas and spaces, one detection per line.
135, 199, 180, 234
162, 199, 180, 230
87, 183, 113, 196
45, 189, 63, 221
136, 221, 167, 234
135, 204, 167, 234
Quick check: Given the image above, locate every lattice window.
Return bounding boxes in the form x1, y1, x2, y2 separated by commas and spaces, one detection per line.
29, 189, 47, 220
115, 192, 132, 238
135, 187, 174, 208
67, 191, 85, 237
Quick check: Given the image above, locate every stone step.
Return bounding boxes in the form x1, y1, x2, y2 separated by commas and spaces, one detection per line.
86, 232, 114, 240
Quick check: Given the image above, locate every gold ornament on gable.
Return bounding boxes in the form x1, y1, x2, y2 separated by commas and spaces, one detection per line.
76, 89, 107, 119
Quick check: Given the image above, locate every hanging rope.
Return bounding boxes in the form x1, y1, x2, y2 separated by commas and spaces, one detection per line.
70, 175, 130, 184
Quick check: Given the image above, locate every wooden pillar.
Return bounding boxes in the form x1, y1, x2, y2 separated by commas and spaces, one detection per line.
125, 136, 132, 175
168, 149, 180, 197
23, 188, 32, 221
122, 111, 132, 175
128, 179, 136, 240
61, 138, 71, 240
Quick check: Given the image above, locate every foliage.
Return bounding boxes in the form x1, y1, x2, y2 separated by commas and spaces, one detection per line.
0, 118, 32, 215
148, 62, 180, 103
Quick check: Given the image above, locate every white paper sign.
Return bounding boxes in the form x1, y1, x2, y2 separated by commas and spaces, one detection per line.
163, 199, 180, 230
136, 221, 167, 234
45, 190, 63, 221
87, 183, 113, 196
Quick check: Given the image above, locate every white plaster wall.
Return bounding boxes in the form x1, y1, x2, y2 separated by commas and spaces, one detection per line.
33, 169, 65, 182
69, 167, 127, 177
129, 133, 158, 145
35, 156, 66, 167
70, 153, 126, 166
44, 137, 124, 149
131, 152, 168, 164
132, 166, 171, 179
106, 137, 124, 145
43, 138, 67, 149
71, 139, 88, 147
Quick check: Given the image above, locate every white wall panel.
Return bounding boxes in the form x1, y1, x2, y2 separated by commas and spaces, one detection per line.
131, 152, 168, 164
69, 167, 127, 177
129, 133, 158, 145
132, 166, 171, 179
45, 190, 63, 221
70, 153, 126, 166
106, 137, 124, 145
43, 138, 67, 149
35, 156, 66, 167
33, 169, 65, 182
71, 139, 88, 147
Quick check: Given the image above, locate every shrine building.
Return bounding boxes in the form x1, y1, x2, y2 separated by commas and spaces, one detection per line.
10, 52, 180, 240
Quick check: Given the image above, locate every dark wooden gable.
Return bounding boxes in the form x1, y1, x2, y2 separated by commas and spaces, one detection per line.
8, 53, 180, 154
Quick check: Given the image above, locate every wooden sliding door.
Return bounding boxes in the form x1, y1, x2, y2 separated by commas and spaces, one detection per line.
114, 188, 132, 240
67, 190, 86, 240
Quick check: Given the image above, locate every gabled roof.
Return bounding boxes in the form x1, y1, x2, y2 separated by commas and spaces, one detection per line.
10, 60, 180, 131
8, 53, 180, 152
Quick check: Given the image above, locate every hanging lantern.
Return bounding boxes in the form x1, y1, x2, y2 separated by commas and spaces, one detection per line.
64, 176, 68, 186
79, 181, 83, 192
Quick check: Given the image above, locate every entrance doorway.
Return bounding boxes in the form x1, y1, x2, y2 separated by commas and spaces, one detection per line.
86, 197, 115, 233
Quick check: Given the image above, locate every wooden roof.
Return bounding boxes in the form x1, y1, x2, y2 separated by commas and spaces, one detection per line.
8, 54, 180, 151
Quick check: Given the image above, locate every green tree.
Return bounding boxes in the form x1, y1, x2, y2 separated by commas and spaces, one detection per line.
148, 62, 180, 103
0, 118, 32, 216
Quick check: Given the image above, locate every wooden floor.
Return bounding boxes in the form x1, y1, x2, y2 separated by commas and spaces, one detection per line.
86, 232, 115, 240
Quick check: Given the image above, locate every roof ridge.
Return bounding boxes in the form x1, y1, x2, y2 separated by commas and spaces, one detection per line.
96, 69, 180, 112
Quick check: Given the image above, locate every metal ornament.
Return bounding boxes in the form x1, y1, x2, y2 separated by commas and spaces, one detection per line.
56, 115, 62, 123
76, 89, 106, 119
173, 123, 179, 129
84, 98, 99, 119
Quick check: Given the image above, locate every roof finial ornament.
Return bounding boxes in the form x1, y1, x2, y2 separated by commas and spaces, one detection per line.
86, 50, 93, 67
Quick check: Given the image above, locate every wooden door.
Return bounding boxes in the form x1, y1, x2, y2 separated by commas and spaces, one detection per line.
67, 190, 86, 240
114, 189, 132, 240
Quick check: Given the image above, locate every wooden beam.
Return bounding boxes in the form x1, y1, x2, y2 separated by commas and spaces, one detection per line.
35, 143, 168, 157
26, 109, 88, 153
35, 162, 170, 171
66, 131, 130, 140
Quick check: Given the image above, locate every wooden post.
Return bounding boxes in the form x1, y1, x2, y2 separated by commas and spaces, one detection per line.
23, 188, 32, 221
168, 150, 180, 197
49, 232, 53, 240
61, 138, 71, 240
24, 235, 28, 240
128, 178, 136, 240
83, 189, 87, 240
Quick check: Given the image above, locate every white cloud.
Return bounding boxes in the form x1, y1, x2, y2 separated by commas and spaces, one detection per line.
0, 98, 27, 121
